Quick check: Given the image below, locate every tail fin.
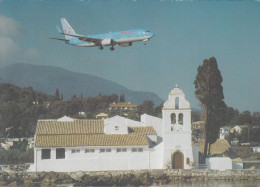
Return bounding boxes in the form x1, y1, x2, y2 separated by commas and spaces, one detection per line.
61, 18, 76, 40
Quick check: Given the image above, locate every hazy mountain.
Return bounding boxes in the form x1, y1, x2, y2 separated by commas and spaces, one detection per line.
0, 63, 163, 105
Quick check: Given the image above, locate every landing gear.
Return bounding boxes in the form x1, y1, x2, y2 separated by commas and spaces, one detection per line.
99, 45, 104, 50
143, 39, 148, 45
110, 46, 115, 51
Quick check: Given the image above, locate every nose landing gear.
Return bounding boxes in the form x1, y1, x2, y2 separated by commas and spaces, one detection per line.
143, 39, 148, 45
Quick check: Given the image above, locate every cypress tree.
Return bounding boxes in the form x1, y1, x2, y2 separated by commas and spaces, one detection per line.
55, 88, 60, 98
194, 57, 227, 158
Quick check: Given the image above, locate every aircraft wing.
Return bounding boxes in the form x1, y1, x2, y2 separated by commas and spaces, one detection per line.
62, 33, 102, 44
50, 37, 69, 41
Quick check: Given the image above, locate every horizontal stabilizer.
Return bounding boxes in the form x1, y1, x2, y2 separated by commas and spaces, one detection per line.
56, 25, 62, 33
49, 38, 69, 41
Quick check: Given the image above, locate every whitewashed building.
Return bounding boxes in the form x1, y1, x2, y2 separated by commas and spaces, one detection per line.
31, 86, 197, 172
219, 126, 231, 139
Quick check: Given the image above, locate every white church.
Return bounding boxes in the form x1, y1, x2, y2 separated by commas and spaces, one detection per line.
31, 86, 198, 172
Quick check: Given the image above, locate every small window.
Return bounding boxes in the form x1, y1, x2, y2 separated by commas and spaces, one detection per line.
106, 149, 111, 152
116, 148, 122, 152
186, 158, 190, 165
56, 148, 65, 159
122, 148, 127, 152
132, 148, 137, 152
175, 97, 179, 109
100, 149, 105, 153
85, 149, 95, 153
117, 148, 127, 152
71, 149, 80, 153
138, 148, 143, 152
100, 148, 111, 153
115, 126, 119, 130
42, 149, 51, 159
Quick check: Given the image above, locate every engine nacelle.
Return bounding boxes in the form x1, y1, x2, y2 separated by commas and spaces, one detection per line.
119, 42, 132, 47
101, 39, 112, 46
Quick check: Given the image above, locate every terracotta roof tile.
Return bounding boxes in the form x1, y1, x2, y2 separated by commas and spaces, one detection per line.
36, 120, 104, 135
129, 126, 157, 135
198, 139, 231, 156
35, 134, 149, 147
35, 119, 154, 147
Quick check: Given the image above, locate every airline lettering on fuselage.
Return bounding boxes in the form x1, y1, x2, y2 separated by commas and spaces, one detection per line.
120, 31, 136, 35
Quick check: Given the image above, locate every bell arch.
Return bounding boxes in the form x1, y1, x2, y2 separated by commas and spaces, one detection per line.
178, 113, 183, 124
171, 113, 176, 124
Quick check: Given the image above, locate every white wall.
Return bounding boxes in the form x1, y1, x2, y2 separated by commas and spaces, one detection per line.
141, 114, 163, 137
232, 162, 243, 169
105, 116, 144, 127
35, 145, 164, 172
206, 157, 232, 171
104, 122, 128, 134
251, 147, 260, 153
104, 115, 145, 134
147, 134, 157, 144
192, 143, 199, 169
148, 143, 164, 169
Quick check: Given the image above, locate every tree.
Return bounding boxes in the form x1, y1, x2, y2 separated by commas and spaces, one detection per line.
55, 88, 60, 99
191, 111, 202, 122
194, 57, 227, 158
238, 111, 252, 126
252, 112, 260, 127
119, 94, 125, 102
154, 102, 164, 118
138, 100, 154, 115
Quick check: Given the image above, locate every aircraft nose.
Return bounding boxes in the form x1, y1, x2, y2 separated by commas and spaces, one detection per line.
150, 32, 155, 37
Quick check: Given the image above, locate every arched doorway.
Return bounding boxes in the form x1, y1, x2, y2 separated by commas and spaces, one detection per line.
171, 151, 184, 169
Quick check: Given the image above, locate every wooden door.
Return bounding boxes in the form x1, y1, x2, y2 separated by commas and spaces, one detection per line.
171, 151, 184, 169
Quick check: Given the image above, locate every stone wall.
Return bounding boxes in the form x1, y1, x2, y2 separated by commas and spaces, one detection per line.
0, 169, 259, 186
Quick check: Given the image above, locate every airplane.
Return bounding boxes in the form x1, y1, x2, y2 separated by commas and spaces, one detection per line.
50, 18, 155, 51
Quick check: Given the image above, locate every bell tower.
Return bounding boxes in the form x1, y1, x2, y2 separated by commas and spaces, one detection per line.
162, 85, 193, 169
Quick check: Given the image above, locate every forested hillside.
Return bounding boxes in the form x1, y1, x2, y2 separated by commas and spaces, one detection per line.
0, 83, 119, 138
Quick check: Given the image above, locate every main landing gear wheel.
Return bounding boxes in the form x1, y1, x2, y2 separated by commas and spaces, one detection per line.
99, 46, 104, 50
110, 46, 115, 51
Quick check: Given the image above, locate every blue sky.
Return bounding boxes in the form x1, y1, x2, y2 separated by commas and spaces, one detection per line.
0, 0, 260, 112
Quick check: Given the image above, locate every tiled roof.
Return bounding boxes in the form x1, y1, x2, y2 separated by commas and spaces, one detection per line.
36, 120, 104, 135
35, 134, 149, 147
96, 113, 108, 117
35, 119, 153, 147
109, 102, 137, 107
198, 139, 231, 156
129, 126, 157, 135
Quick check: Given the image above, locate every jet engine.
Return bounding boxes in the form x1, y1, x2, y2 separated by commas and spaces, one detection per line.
119, 42, 132, 47
101, 39, 112, 46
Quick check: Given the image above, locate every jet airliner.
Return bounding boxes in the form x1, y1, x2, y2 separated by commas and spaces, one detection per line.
50, 18, 155, 51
